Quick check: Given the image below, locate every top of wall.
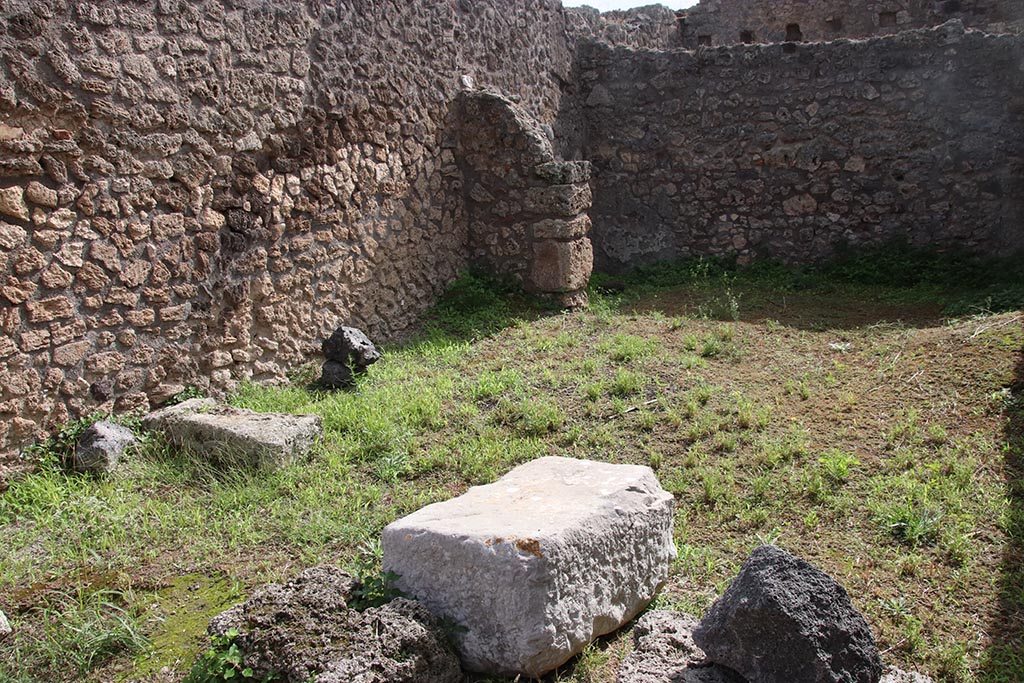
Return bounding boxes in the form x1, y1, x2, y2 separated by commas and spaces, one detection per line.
678, 0, 1024, 47
565, 4, 684, 49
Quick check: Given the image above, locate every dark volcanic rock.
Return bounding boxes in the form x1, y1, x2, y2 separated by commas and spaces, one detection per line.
617, 610, 744, 683
692, 545, 883, 683
318, 360, 354, 390
209, 565, 461, 683
70, 420, 135, 474
322, 326, 381, 368
319, 326, 381, 389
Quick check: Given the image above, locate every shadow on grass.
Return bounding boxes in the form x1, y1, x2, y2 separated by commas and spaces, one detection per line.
399, 271, 560, 352
980, 343, 1024, 681
607, 243, 1024, 332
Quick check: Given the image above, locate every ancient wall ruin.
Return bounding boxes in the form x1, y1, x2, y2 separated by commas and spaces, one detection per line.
455, 90, 593, 308
679, 0, 1024, 47
579, 22, 1024, 270
0, 0, 580, 458
2, 0, 1023, 460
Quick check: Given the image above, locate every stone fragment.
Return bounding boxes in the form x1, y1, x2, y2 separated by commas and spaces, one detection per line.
529, 237, 593, 293
0, 186, 30, 222
534, 160, 591, 184
0, 609, 10, 641
71, 420, 136, 474
617, 610, 743, 683
142, 398, 322, 469
25, 181, 58, 208
209, 566, 461, 683
879, 669, 934, 683
693, 545, 883, 683
76, 262, 110, 290
1, 277, 35, 304
319, 326, 380, 388
782, 194, 818, 216
26, 296, 74, 323
53, 341, 91, 367
40, 264, 73, 289
383, 456, 676, 677
322, 325, 380, 367
319, 360, 354, 390
0, 223, 27, 249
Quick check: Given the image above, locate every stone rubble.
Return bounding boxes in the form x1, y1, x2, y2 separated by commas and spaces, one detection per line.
209, 565, 461, 683
616, 610, 743, 683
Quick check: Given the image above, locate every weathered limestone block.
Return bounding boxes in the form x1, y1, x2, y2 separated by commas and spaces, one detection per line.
524, 183, 593, 217
693, 545, 883, 683
142, 398, 322, 469
383, 456, 676, 677
533, 214, 591, 240
529, 237, 593, 293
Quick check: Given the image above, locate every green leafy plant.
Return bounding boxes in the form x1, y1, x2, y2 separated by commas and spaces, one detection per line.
22, 411, 108, 469
168, 386, 207, 406
819, 449, 860, 485
348, 571, 405, 612
184, 629, 276, 683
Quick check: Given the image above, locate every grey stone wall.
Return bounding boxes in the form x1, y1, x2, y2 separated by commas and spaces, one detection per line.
0, 0, 575, 458
679, 0, 1024, 47
579, 22, 1024, 270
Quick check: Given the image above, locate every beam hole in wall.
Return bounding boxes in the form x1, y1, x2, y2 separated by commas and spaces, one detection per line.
878, 11, 898, 27
785, 23, 803, 41
943, 0, 962, 12
740, 30, 754, 44
826, 16, 844, 32
698, 34, 712, 46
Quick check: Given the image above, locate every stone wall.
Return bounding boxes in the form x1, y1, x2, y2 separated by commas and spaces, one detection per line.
455, 89, 593, 308
679, 0, 1024, 47
565, 4, 683, 50
579, 22, 1024, 270
0, 0, 576, 459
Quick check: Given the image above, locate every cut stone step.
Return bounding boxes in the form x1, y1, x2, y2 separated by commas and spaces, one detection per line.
142, 398, 321, 469
382, 456, 676, 677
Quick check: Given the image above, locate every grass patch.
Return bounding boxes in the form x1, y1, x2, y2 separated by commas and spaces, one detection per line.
2, 253, 1022, 682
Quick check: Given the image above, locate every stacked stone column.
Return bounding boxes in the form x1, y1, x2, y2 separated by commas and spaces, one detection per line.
526, 161, 593, 308
456, 89, 594, 308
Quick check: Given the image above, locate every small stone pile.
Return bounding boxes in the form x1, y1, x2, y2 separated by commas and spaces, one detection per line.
319, 326, 381, 389
208, 566, 461, 683
618, 545, 932, 683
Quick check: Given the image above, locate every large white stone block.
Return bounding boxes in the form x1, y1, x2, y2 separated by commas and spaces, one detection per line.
382, 456, 676, 677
